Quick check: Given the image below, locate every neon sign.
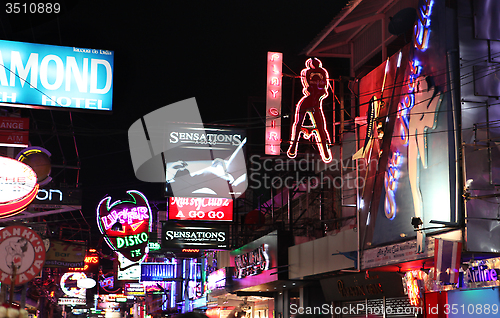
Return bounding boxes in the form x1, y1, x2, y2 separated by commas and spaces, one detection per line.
96, 190, 152, 262
287, 58, 333, 163
403, 270, 427, 307
233, 244, 270, 279
0, 156, 39, 218
384, 151, 401, 219
61, 272, 86, 299
168, 197, 233, 221
265, 52, 282, 155
68, 253, 99, 271
414, 0, 434, 51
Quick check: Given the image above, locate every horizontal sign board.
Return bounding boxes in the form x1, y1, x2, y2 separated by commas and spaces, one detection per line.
161, 222, 229, 250
0, 39, 114, 111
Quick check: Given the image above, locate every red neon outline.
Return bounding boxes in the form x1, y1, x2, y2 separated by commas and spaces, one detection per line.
0, 183, 39, 218
130, 220, 145, 232
287, 58, 332, 163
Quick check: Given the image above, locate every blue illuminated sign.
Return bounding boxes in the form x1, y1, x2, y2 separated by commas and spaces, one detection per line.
0, 39, 113, 111
141, 262, 177, 281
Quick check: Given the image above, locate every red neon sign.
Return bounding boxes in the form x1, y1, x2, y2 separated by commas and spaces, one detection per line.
181, 249, 200, 253
0, 156, 39, 218
265, 52, 282, 155
287, 58, 333, 163
168, 197, 233, 221
68, 253, 99, 271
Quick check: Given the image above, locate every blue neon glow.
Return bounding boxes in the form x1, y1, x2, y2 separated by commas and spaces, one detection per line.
0, 39, 114, 111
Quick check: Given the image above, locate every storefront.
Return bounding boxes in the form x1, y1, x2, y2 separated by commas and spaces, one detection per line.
320, 271, 415, 318
228, 230, 296, 318
424, 256, 500, 318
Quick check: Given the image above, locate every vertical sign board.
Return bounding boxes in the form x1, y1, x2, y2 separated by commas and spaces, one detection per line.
0, 39, 114, 111
265, 52, 282, 155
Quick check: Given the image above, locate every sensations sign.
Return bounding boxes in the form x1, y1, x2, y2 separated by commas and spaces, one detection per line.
0, 156, 39, 218
161, 223, 229, 250
0, 225, 45, 285
0, 39, 114, 111
97, 190, 152, 262
168, 197, 233, 221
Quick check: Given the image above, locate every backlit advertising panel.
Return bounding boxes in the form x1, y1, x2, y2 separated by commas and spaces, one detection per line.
0, 39, 114, 111
356, 0, 456, 249
229, 230, 292, 291
168, 197, 233, 221
161, 223, 229, 250
164, 125, 247, 199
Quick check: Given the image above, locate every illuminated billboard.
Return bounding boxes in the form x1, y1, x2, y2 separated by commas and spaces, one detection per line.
168, 197, 233, 221
0, 39, 114, 111
356, 0, 456, 249
164, 125, 247, 198
128, 98, 248, 199
161, 223, 229, 250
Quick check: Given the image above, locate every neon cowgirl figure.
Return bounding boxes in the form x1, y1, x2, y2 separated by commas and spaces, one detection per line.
287, 57, 333, 163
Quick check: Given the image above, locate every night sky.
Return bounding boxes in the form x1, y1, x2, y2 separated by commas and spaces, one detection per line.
0, 1, 349, 241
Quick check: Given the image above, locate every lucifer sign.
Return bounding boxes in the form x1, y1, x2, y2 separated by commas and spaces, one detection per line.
97, 190, 152, 262
0, 156, 39, 218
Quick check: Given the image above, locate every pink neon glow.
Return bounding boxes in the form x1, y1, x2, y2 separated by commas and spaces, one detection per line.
269, 108, 279, 116
270, 53, 280, 61
287, 58, 333, 163
270, 77, 280, 86
269, 131, 279, 141
266, 52, 282, 156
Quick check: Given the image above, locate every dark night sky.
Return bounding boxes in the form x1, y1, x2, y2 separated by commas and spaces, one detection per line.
0, 1, 349, 238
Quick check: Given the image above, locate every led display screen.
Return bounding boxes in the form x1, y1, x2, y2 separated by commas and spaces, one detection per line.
0, 39, 114, 111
